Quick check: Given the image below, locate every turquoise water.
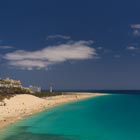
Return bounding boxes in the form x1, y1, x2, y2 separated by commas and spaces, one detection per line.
1, 94, 140, 140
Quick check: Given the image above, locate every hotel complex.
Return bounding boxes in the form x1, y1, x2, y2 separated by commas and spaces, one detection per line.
0, 77, 22, 88
0, 77, 41, 93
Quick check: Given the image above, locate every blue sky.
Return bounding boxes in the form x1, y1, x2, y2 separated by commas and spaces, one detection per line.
0, 0, 140, 90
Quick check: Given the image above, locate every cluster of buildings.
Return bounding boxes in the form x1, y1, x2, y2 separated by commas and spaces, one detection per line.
0, 77, 42, 93
0, 77, 22, 88
29, 85, 41, 93
0, 77, 54, 93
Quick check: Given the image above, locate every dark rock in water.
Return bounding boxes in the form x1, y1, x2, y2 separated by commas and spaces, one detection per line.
4, 132, 78, 140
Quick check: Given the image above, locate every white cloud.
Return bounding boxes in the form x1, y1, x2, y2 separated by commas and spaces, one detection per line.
0, 46, 14, 49
131, 53, 136, 57
46, 35, 71, 40
8, 60, 51, 70
131, 24, 140, 29
3, 40, 97, 70
131, 24, 140, 36
126, 46, 138, 50
132, 29, 140, 36
97, 46, 103, 50
114, 55, 121, 58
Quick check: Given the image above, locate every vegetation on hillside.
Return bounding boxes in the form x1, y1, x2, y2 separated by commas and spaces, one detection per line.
31, 91, 64, 98
0, 93, 15, 102
0, 87, 30, 94
0, 87, 30, 102
0, 87, 64, 101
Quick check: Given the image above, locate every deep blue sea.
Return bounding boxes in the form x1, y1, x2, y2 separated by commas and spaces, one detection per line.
1, 94, 140, 140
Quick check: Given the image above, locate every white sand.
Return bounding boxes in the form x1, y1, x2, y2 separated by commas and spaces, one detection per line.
0, 93, 107, 129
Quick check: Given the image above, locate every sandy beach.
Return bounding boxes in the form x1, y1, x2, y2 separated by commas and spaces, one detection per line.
0, 93, 106, 129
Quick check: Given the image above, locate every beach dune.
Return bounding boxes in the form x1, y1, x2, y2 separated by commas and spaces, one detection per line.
0, 93, 105, 129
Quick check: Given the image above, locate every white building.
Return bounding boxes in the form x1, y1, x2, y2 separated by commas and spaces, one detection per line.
50, 85, 53, 93
0, 77, 22, 88
29, 85, 41, 93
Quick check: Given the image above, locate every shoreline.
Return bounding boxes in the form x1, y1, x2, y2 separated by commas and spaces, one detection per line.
0, 93, 108, 130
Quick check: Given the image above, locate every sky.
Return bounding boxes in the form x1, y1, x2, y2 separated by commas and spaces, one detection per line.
0, 0, 140, 90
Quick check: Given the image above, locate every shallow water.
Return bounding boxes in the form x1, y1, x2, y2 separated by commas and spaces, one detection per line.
1, 94, 140, 140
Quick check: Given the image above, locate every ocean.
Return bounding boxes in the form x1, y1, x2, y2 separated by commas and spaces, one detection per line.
0, 94, 140, 140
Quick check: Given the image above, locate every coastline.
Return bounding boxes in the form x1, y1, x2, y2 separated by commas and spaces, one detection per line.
0, 93, 108, 130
